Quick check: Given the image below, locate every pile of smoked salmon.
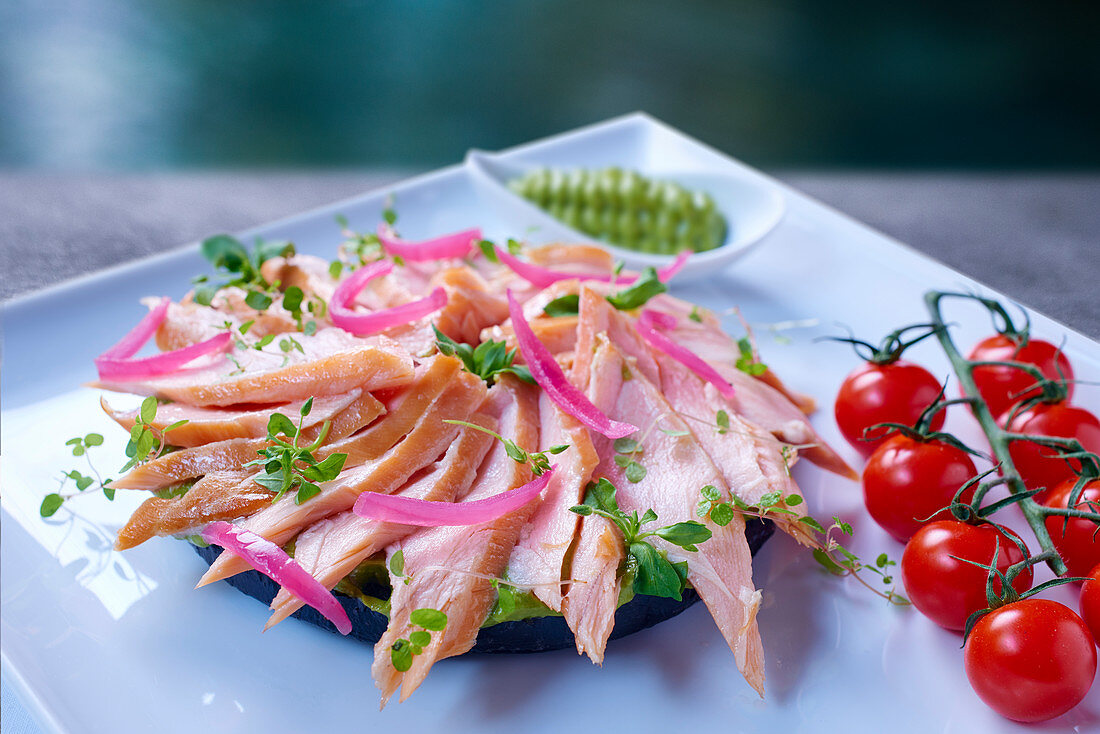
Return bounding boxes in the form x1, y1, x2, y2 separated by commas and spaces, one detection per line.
91, 233, 853, 705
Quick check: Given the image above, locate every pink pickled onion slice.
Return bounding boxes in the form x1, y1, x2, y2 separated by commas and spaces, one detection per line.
353, 467, 554, 527
657, 250, 691, 281
201, 521, 352, 635
100, 297, 170, 359
377, 225, 481, 262
94, 299, 232, 381
507, 290, 637, 439
495, 247, 690, 288
329, 259, 448, 336
95, 333, 232, 381
638, 309, 735, 400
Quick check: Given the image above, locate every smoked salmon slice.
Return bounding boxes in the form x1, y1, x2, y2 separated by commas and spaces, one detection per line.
196, 358, 487, 586
372, 377, 540, 706
583, 336, 767, 695
94, 328, 414, 407
115, 471, 265, 550
106, 390, 384, 491
264, 411, 497, 629
99, 391, 364, 448
506, 391, 598, 613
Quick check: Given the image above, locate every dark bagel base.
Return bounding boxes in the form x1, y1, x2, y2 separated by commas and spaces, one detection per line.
193, 517, 774, 654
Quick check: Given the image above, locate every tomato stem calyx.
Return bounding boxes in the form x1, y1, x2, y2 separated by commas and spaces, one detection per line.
820, 323, 943, 366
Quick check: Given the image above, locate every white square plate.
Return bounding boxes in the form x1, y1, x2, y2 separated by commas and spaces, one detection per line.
4, 113, 1097, 733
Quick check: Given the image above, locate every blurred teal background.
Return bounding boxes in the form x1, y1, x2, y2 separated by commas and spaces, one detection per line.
2, 0, 1097, 170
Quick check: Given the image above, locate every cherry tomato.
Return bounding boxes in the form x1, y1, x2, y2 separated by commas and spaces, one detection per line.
901, 521, 1032, 631
968, 335, 1073, 417
1004, 402, 1100, 501
862, 435, 977, 542
1042, 479, 1100, 578
1081, 565, 1100, 646
964, 599, 1096, 722
834, 361, 945, 457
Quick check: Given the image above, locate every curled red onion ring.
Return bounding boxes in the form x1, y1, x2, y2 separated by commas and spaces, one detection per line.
330, 260, 448, 336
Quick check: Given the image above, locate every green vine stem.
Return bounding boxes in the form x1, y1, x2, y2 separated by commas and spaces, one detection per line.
924, 291, 1100, 577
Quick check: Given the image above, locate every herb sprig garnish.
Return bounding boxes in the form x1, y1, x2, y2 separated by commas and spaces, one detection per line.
194, 234, 293, 308
570, 478, 712, 600
735, 337, 768, 376
41, 398, 189, 517
332, 214, 383, 275
696, 485, 908, 605
441, 419, 566, 476
390, 607, 448, 672
244, 398, 347, 505
433, 326, 535, 386
123, 396, 188, 471
606, 267, 667, 311
612, 436, 647, 483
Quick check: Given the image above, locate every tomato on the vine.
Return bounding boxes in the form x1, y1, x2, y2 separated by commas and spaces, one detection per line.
901, 521, 1031, 631
862, 435, 976, 542
968, 335, 1073, 417
1041, 479, 1100, 578
1081, 565, 1100, 647
1003, 402, 1100, 500
964, 599, 1096, 722
835, 361, 945, 457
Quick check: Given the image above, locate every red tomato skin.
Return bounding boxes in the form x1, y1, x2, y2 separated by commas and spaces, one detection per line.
968, 335, 1074, 417
1042, 480, 1100, 578
862, 435, 977, 542
834, 361, 945, 458
964, 599, 1097, 722
1082, 565, 1100, 647
901, 521, 1032, 631
1005, 403, 1100, 501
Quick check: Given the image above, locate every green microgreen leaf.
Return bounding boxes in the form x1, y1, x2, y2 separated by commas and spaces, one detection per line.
390, 639, 413, 671
40, 493, 64, 517
543, 294, 580, 318
735, 337, 768, 376
139, 396, 158, 424
709, 503, 735, 526
715, 409, 730, 434
245, 290, 273, 311
625, 461, 647, 483
410, 608, 448, 631
478, 240, 499, 263
629, 541, 683, 600
606, 267, 667, 311
389, 549, 405, 577
409, 630, 431, 648
613, 437, 642, 455
655, 521, 712, 550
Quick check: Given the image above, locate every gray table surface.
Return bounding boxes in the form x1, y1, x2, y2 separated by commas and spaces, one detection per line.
0, 171, 1098, 733
2, 172, 1098, 336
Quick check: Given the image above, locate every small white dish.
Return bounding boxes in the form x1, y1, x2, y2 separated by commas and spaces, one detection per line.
464, 147, 785, 278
